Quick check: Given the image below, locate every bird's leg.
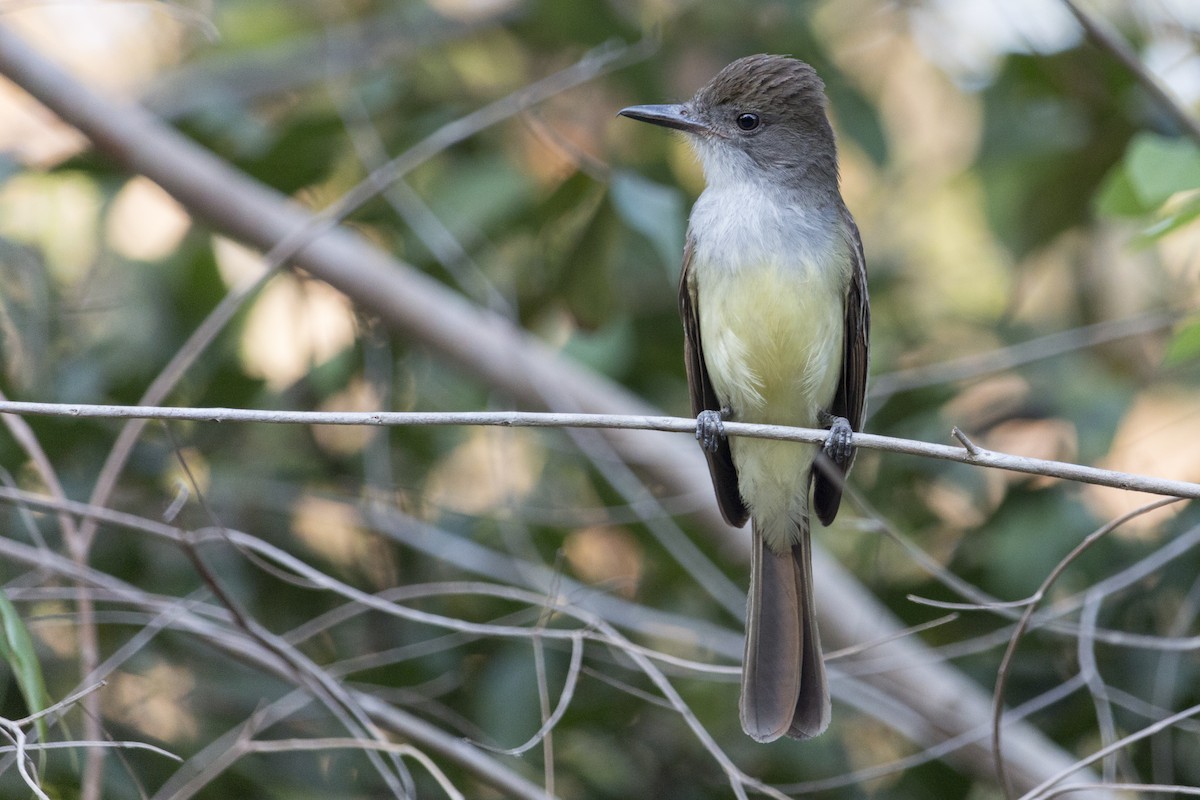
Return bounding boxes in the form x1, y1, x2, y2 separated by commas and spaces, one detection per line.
696, 406, 732, 454
818, 410, 854, 470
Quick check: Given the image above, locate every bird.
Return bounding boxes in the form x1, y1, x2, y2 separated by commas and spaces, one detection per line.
619, 54, 869, 741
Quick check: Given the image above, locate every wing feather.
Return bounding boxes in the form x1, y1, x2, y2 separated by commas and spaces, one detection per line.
679, 234, 749, 528
813, 208, 869, 526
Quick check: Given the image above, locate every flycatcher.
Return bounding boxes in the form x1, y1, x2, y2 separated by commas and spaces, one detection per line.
619, 55, 869, 742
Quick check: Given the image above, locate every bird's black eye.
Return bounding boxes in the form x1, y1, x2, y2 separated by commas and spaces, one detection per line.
736, 113, 760, 131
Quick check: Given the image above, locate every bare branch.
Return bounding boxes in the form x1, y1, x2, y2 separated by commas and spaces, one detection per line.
238, 738, 465, 800
1038, 785, 1200, 799
869, 311, 1177, 402
1, 401, 1198, 500
993, 497, 1185, 798
1020, 701, 1200, 800
1059, 0, 1200, 144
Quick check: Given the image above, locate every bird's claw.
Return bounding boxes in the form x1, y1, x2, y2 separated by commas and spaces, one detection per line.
821, 413, 854, 469
696, 407, 730, 454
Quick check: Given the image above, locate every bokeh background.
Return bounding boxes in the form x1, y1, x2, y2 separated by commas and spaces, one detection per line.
0, 0, 1199, 798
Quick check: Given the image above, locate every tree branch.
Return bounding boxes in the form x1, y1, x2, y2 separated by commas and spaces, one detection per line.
1060, 0, 1200, 143
1, 402, 1198, 500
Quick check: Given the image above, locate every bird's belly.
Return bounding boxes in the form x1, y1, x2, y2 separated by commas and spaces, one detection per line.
696, 260, 845, 547
698, 262, 844, 425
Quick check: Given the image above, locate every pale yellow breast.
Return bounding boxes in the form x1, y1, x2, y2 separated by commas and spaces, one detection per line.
694, 260, 846, 547
697, 261, 845, 427
696, 260, 844, 546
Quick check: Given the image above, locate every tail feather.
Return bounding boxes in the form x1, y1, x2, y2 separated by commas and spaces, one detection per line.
739, 520, 830, 742
788, 532, 830, 738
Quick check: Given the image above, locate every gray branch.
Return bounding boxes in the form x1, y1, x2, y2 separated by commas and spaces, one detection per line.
1, 401, 1197, 500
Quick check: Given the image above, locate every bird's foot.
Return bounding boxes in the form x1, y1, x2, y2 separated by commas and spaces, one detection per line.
696, 407, 731, 454
819, 411, 854, 469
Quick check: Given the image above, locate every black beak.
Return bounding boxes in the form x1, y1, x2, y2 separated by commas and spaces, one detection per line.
617, 104, 708, 135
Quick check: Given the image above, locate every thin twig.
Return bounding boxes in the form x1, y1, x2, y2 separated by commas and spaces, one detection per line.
781, 674, 1089, 795
1019, 701, 1200, 800
868, 520, 1200, 657
2, 401, 1198, 500
993, 497, 1185, 799
0, 388, 101, 795
1076, 590, 1124, 784
1150, 574, 1200, 784
1059, 0, 1200, 143
0, 714, 48, 800
0, 481, 773, 800
1038, 784, 1200, 799
13, 682, 105, 726
868, 310, 1177, 401
0, 485, 746, 663
240, 738, 465, 800
476, 634, 585, 757
952, 426, 982, 456
0, 739, 181, 760
0, 526, 563, 800
824, 614, 960, 661
162, 430, 411, 796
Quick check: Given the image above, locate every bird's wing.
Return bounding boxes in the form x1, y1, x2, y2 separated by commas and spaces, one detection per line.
813, 208, 870, 526
679, 233, 749, 528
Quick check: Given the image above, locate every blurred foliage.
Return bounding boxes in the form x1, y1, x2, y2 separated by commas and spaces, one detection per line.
0, 588, 50, 754
0, 1, 1199, 798
1097, 131, 1200, 239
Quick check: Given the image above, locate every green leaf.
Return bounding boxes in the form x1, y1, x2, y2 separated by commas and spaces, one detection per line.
609, 170, 685, 275
519, 173, 617, 328
562, 318, 636, 379
1135, 192, 1200, 243
1095, 162, 1150, 218
0, 590, 50, 751
1126, 133, 1200, 208
1097, 135, 1200, 237
1164, 316, 1200, 366
427, 155, 536, 237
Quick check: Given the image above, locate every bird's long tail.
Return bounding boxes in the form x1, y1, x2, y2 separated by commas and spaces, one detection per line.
739, 517, 830, 741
